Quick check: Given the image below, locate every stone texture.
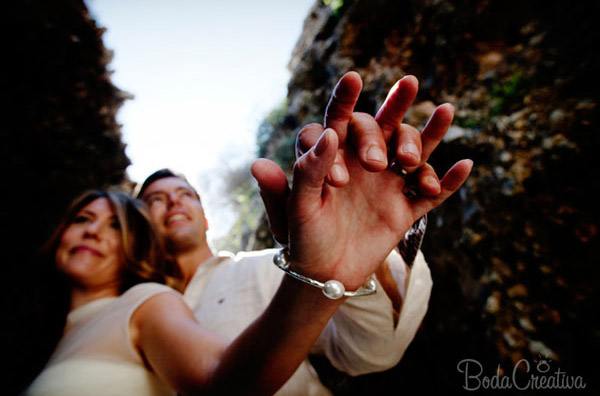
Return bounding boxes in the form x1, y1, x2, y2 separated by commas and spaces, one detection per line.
2, 2, 131, 393
254, 0, 599, 392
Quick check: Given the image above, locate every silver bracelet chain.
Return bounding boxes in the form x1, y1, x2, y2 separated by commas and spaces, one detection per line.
273, 248, 377, 299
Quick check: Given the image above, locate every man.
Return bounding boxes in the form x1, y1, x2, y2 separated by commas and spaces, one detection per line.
137, 72, 470, 395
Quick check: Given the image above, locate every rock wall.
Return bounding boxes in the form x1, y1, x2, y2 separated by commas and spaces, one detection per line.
257, 0, 599, 392
2, 2, 130, 393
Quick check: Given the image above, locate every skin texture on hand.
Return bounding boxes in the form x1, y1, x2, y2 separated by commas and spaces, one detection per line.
252, 72, 473, 290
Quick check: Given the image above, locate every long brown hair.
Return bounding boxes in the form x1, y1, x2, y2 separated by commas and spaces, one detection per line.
45, 189, 183, 293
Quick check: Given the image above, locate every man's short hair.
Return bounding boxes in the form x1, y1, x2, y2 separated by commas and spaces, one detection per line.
136, 168, 200, 200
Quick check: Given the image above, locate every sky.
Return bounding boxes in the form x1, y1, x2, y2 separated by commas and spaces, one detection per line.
85, 0, 316, 239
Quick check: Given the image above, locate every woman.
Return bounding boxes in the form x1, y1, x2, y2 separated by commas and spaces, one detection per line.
26, 102, 472, 394
25, 190, 347, 395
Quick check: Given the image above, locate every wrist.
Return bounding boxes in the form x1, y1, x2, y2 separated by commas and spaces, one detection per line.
280, 275, 346, 309
273, 248, 377, 300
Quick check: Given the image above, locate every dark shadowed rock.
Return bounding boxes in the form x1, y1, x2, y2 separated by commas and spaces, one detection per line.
254, 0, 599, 393
2, 2, 130, 393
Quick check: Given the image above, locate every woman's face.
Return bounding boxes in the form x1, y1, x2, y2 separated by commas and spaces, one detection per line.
55, 197, 125, 291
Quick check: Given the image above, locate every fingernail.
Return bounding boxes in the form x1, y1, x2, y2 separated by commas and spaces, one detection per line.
366, 146, 386, 163
314, 130, 330, 156
425, 176, 440, 190
401, 143, 419, 159
402, 75, 418, 85
331, 164, 346, 182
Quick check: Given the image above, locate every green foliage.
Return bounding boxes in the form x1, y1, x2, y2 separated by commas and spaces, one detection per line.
273, 134, 297, 170
213, 174, 263, 252
455, 115, 481, 129
490, 72, 528, 115
323, 0, 345, 15
256, 99, 297, 170
256, 99, 288, 158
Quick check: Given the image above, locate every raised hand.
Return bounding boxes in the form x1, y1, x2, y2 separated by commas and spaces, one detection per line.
302, 72, 455, 265
261, 73, 456, 247
300, 72, 453, 194
252, 73, 472, 290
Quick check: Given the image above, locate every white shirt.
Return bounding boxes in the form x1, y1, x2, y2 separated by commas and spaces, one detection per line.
25, 283, 176, 396
183, 249, 433, 396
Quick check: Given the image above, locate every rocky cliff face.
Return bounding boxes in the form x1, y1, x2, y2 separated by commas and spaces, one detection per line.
3, 2, 130, 393
257, 0, 599, 392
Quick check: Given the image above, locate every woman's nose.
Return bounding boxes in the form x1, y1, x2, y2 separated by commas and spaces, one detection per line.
83, 221, 104, 238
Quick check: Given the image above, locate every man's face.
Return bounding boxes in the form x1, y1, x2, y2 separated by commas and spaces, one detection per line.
140, 177, 208, 249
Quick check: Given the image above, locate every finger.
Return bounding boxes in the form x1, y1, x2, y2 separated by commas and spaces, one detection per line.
292, 129, 339, 207
251, 159, 290, 245
295, 123, 324, 159
411, 159, 473, 218
414, 163, 441, 197
324, 71, 363, 142
421, 103, 454, 163
375, 75, 419, 140
393, 123, 422, 170
349, 112, 388, 171
325, 152, 350, 187
295, 123, 349, 186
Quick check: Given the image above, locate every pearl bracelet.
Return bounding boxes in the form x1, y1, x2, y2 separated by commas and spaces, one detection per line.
273, 248, 377, 299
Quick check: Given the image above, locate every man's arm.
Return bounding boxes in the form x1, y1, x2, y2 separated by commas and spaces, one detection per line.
310, 249, 432, 375
375, 249, 409, 325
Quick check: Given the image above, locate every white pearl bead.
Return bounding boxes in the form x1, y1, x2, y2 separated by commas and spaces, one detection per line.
322, 280, 345, 299
365, 277, 377, 291
273, 250, 290, 269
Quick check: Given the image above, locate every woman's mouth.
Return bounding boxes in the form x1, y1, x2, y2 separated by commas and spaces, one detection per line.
70, 245, 103, 257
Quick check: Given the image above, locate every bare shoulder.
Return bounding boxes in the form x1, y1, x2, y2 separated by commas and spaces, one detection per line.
128, 285, 226, 391
129, 289, 199, 357
132, 290, 195, 329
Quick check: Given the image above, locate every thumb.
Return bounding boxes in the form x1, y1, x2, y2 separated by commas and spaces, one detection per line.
291, 128, 338, 206
251, 159, 290, 245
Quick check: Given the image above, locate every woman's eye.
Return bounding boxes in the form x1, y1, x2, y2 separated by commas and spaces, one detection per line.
110, 219, 121, 230
72, 215, 90, 224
